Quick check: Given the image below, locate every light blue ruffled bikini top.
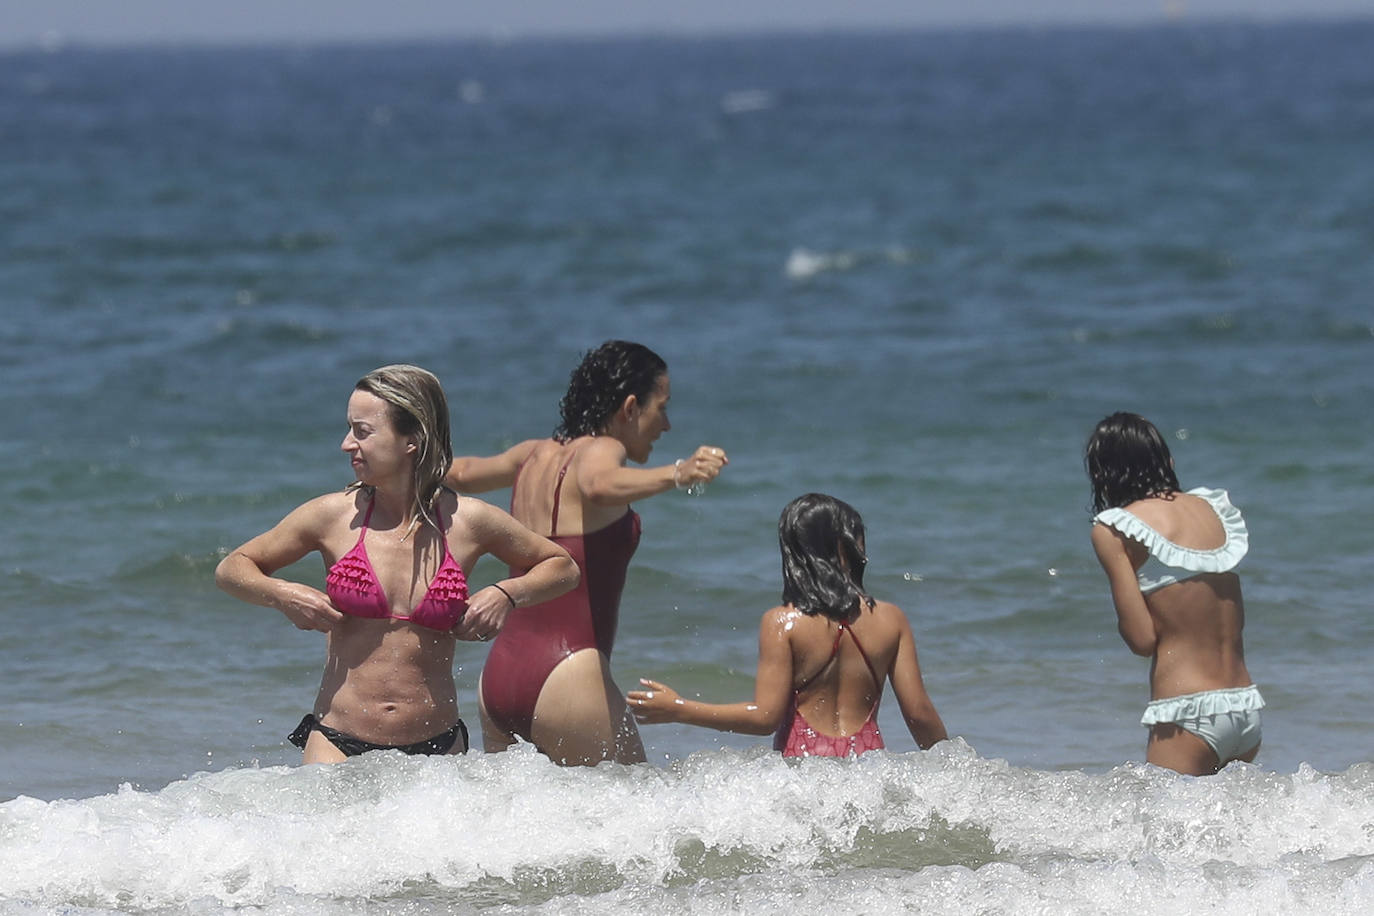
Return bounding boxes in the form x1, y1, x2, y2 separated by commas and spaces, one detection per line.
1093, 487, 1248, 594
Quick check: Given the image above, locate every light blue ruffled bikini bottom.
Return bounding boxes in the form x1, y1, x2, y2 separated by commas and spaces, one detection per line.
1140, 684, 1265, 763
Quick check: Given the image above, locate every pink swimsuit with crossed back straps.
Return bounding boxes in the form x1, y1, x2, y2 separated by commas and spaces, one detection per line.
774, 621, 886, 758
325, 495, 470, 631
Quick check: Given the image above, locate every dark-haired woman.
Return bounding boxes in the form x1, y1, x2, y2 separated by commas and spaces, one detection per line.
215, 365, 579, 763
1086, 412, 1262, 775
628, 494, 946, 756
446, 341, 728, 765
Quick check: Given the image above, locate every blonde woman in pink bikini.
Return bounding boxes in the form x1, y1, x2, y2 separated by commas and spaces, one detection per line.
1086, 412, 1263, 776
216, 365, 578, 763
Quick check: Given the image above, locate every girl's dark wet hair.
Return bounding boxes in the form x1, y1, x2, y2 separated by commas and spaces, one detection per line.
1085, 412, 1181, 513
554, 340, 668, 442
779, 493, 876, 620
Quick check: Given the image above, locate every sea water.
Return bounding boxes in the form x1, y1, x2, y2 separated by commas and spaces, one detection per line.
2, 19, 1373, 913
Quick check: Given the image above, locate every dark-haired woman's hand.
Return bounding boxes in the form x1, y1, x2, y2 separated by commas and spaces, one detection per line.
675, 445, 728, 489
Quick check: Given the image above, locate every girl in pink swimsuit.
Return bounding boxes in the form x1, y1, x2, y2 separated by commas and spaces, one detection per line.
446, 341, 728, 765
629, 494, 947, 758
216, 365, 579, 764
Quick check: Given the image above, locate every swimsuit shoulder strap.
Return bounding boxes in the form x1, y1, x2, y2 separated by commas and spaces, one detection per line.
433, 495, 452, 558
794, 621, 883, 696
549, 453, 577, 537
793, 624, 848, 695
842, 624, 884, 690
358, 491, 376, 531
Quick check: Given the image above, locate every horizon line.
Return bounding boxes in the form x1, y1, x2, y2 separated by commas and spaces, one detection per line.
4, 10, 1371, 54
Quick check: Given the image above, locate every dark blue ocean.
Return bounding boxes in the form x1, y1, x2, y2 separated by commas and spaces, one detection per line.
2, 19, 1373, 913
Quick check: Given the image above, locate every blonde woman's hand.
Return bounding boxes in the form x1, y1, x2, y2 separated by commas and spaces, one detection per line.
274, 582, 344, 632
452, 584, 515, 642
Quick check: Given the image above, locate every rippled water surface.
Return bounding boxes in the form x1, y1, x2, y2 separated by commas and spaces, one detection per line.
2, 19, 1372, 913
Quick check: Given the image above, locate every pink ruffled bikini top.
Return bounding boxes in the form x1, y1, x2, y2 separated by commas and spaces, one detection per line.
325, 496, 469, 631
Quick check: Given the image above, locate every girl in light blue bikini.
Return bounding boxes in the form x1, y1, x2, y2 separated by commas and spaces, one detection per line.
1086, 412, 1263, 775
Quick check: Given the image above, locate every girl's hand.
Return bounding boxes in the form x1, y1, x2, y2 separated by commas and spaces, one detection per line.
627, 678, 684, 724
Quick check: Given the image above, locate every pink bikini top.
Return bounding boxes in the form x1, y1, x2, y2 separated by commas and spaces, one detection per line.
325, 497, 469, 631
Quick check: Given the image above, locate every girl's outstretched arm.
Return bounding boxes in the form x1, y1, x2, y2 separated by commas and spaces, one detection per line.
629, 606, 792, 735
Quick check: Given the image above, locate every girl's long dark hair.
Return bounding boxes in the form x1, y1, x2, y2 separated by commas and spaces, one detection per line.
1085, 412, 1180, 513
779, 493, 876, 620
554, 340, 667, 442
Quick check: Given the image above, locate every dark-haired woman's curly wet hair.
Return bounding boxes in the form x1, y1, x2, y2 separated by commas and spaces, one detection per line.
1085, 412, 1181, 513
779, 494, 876, 621
554, 340, 668, 442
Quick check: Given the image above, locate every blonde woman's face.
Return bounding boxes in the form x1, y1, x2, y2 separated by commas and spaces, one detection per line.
340, 389, 415, 486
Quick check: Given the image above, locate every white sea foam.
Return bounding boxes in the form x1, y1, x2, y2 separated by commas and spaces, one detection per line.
720, 89, 774, 114
3, 742, 1373, 914
784, 247, 857, 279
783, 245, 923, 279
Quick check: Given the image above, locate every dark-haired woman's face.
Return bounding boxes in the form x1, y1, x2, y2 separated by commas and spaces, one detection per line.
621, 373, 671, 464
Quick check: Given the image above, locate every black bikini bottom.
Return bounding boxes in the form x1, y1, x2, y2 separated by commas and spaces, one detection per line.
288, 714, 469, 757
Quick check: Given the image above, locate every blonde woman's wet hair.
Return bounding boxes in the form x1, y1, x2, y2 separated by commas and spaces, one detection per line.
354, 364, 453, 536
